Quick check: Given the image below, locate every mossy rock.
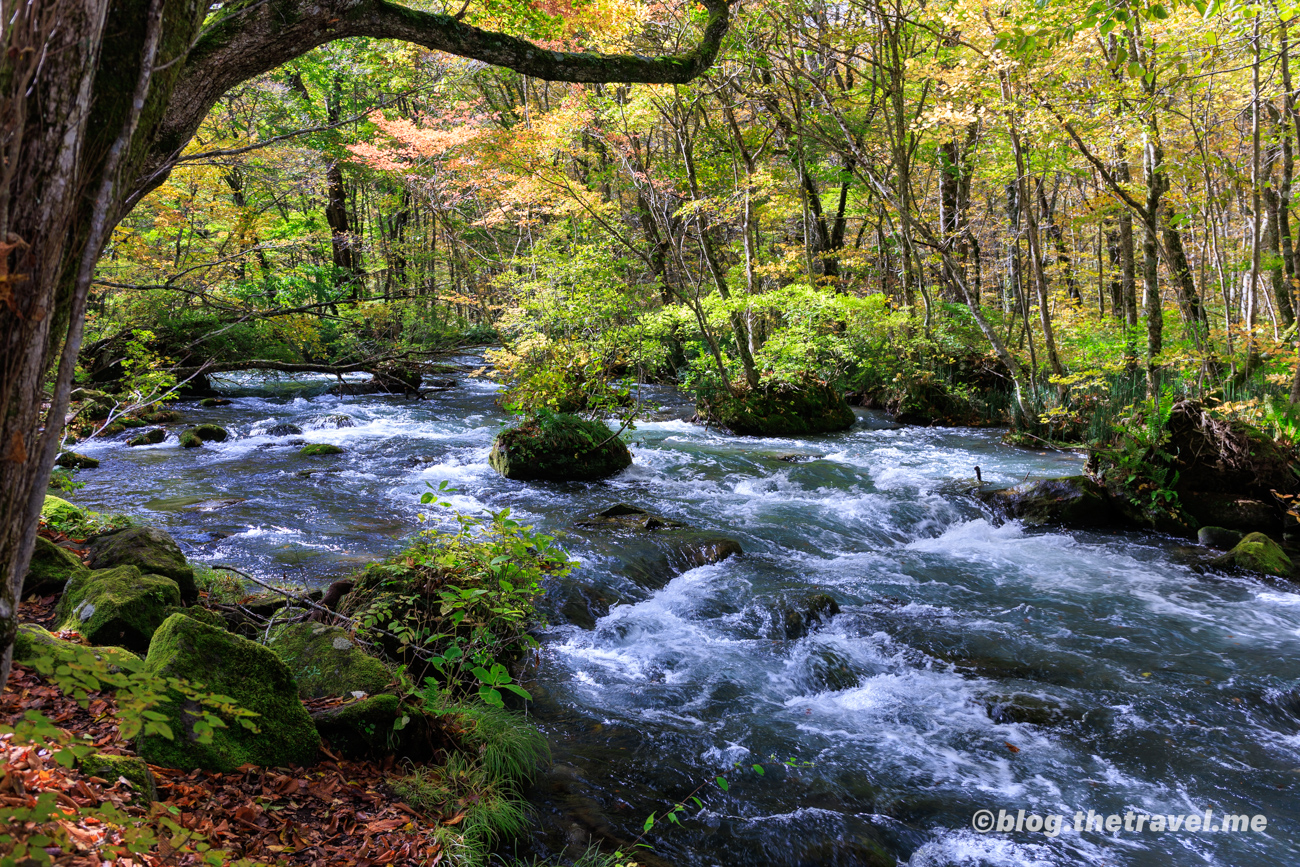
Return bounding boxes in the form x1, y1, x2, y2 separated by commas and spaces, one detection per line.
55, 451, 99, 470
139, 614, 320, 772
199, 397, 232, 407
24, 536, 88, 598
185, 423, 229, 443
178, 429, 202, 449
56, 565, 181, 652
42, 495, 86, 525
127, 428, 165, 446
142, 409, 182, 423
87, 526, 196, 602
489, 413, 632, 482
12, 624, 139, 671
699, 380, 856, 437
1212, 532, 1295, 578
310, 694, 433, 760
979, 476, 1115, 529
165, 606, 228, 630
775, 592, 841, 640
97, 422, 127, 437
268, 622, 393, 699
80, 753, 157, 801
300, 443, 345, 456
1198, 526, 1245, 550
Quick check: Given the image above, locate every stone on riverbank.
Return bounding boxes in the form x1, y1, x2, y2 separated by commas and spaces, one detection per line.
56, 565, 181, 652
1197, 525, 1245, 550
24, 536, 88, 598
1211, 532, 1294, 578
699, 380, 855, 436
87, 526, 197, 602
490, 413, 631, 482
268, 622, 393, 700
309, 694, 435, 760
140, 614, 320, 771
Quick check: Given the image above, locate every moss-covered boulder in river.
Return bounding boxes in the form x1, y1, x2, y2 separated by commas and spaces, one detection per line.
179, 423, 229, 447
139, 614, 320, 771
979, 476, 1115, 529
698, 380, 856, 436
1211, 532, 1294, 578
127, 428, 166, 446
268, 622, 393, 699
56, 565, 181, 652
24, 535, 88, 598
55, 450, 99, 469
489, 412, 631, 482
87, 526, 197, 602
300, 443, 345, 456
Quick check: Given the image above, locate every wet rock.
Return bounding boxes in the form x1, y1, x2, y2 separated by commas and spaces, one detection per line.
802, 649, 861, 692
87, 526, 197, 602
557, 583, 615, 629
698, 380, 856, 436
576, 503, 688, 532
141, 409, 182, 424
126, 428, 166, 446
978, 475, 1115, 528
309, 414, 355, 429
1211, 532, 1294, 578
179, 497, 245, 513
794, 836, 896, 867
490, 413, 631, 482
179, 423, 228, 448
775, 453, 820, 463
56, 565, 181, 652
79, 753, 156, 802
266, 423, 302, 436
23, 536, 87, 598
198, 397, 232, 406
268, 622, 392, 699
139, 614, 320, 771
56, 450, 99, 469
1197, 525, 1245, 550
300, 443, 345, 456
777, 593, 841, 639
982, 693, 1085, 726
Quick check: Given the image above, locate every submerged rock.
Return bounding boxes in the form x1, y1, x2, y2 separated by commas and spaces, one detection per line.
575, 504, 743, 590
126, 428, 165, 446
265, 423, 303, 436
24, 536, 87, 598
698, 380, 855, 436
139, 614, 320, 771
56, 450, 99, 469
87, 526, 197, 602
268, 622, 392, 699
776, 593, 841, 639
1197, 525, 1245, 550
310, 414, 355, 429
1211, 532, 1294, 578
56, 565, 181, 652
979, 475, 1115, 528
490, 413, 632, 482
982, 693, 1085, 726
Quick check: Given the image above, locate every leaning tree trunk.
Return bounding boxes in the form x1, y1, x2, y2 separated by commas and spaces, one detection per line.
0, 0, 731, 691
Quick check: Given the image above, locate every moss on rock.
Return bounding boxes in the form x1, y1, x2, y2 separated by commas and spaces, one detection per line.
178, 429, 202, 448
87, 526, 197, 602
139, 614, 320, 772
184, 423, 229, 444
268, 622, 392, 699
1212, 532, 1295, 578
489, 412, 631, 481
127, 428, 166, 446
309, 694, 435, 760
42, 495, 85, 526
56, 565, 181, 652
699, 380, 856, 436
80, 753, 157, 801
56, 451, 99, 469
24, 536, 88, 598
13, 624, 139, 671
300, 443, 345, 456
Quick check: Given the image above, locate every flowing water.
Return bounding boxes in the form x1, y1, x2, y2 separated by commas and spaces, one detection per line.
63, 359, 1300, 866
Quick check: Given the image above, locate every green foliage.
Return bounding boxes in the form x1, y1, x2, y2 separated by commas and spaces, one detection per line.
347, 484, 572, 707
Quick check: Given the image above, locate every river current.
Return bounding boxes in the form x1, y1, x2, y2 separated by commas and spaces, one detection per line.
63, 359, 1300, 866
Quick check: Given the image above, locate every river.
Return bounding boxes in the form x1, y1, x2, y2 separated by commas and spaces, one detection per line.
63, 358, 1300, 866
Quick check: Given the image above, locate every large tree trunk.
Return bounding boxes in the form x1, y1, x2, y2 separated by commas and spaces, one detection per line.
0, 0, 731, 691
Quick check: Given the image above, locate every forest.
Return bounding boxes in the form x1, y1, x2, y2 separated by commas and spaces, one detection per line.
6, 0, 1300, 864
